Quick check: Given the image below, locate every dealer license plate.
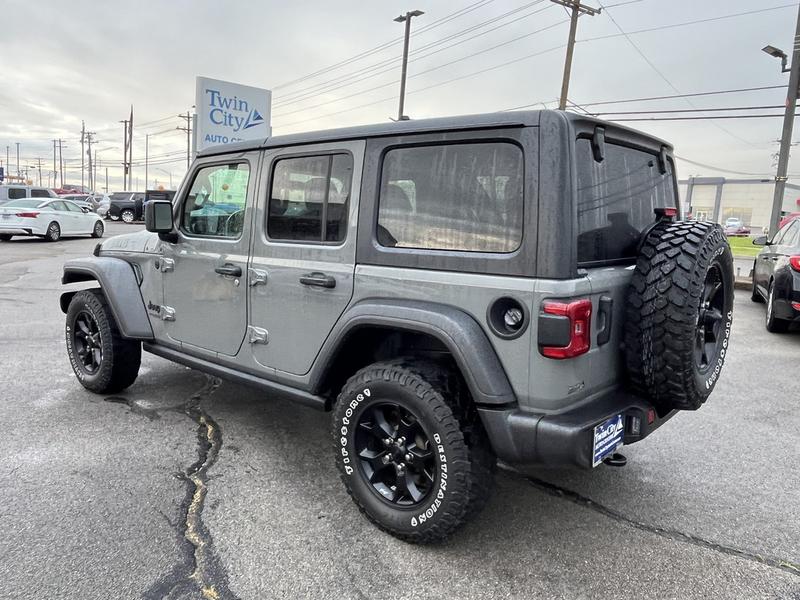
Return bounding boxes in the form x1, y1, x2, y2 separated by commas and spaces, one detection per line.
592, 414, 624, 467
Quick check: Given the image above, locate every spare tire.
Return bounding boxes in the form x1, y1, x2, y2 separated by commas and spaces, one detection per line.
625, 220, 734, 411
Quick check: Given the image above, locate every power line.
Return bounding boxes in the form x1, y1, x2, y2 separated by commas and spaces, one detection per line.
592, 104, 785, 115
274, 8, 561, 118
276, 4, 796, 130
598, 1, 763, 148
273, 1, 554, 110
612, 113, 795, 121
272, 0, 497, 91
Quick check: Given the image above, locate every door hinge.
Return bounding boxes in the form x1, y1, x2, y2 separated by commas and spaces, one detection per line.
161, 306, 176, 321
160, 258, 175, 273
248, 325, 269, 344
248, 268, 268, 286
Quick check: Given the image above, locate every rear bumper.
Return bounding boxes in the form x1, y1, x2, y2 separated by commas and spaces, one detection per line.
478, 389, 676, 469
0, 226, 34, 236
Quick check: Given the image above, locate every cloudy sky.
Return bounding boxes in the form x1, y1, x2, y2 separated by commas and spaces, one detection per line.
1, 0, 798, 191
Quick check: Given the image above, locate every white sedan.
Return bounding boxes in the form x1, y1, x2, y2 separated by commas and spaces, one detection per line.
0, 198, 105, 242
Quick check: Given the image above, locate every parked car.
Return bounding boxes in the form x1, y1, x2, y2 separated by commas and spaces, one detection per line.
0, 198, 104, 242
723, 217, 750, 236
779, 211, 800, 229
60, 194, 97, 212
751, 216, 800, 332
106, 191, 145, 222
92, 194, 111, 217
59, 110, 734, 543
0, 185, 57, 203
53, 185, 91, 195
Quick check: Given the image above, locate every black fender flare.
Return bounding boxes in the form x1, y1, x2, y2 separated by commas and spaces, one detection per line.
310, 299, 516, 406
60, 256, 154, 340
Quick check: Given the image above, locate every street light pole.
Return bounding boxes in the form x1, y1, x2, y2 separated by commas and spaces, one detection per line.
766, 4, 800, 238
145, 134, 149, 192
394, 10, 424, 121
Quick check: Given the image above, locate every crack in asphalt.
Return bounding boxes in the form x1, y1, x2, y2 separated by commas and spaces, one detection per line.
512, 470, 800, 578
104, 396, 161, 421
143, 376, 241, 600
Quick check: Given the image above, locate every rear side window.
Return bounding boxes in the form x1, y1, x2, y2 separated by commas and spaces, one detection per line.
268, 153, 353, 243
377, 142, 523, 253
576, 139, 677, 265
778, 219, 800, 246
8, 188, 26, 200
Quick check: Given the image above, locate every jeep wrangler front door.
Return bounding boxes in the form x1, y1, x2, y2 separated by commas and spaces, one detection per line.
247, 140, 365, 375
160, 154, 257, 356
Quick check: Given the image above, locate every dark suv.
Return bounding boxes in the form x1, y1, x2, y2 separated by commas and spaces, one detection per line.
106, 191, 145, 223
60, 111, 734, 542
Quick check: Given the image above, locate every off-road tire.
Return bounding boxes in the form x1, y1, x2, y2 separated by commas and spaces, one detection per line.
121, 209, 135, 223
65, 289, 141, 394
0, 234, 11, 241
625, 220, 734, 411
91, 220, 104, 238
765, 282, 790, 333
332, 360, 495, 543
44, 221, 60, 242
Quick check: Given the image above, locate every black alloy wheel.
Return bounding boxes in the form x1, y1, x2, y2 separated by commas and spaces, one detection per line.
695, 263, 725, 371
355, 402, 436, 507
72, 311, 103, 374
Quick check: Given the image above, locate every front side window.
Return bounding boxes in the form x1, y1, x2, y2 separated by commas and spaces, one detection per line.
8, 188, 26, 200
30, 189, 50, 198
576, 139, 677, 265
377, 142, 523, 253
181, 162, 250, 238
268, 153, 353, 243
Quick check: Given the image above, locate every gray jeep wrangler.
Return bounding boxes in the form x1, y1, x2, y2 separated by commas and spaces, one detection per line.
60, 110, 733, 543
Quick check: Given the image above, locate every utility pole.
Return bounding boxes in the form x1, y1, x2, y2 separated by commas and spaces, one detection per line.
85, 130, 95, 191
80, 120, 85, 189
551, 0, 600, 110
35, 158, 43, 185
105, 167, 109, 192
15, 142, 20, 177
94, 151, 98, 192
52, 140, 57, 185
58, 140, 66, 187
128, 106, 134, 190
767, 6, 800, 238
120, 118, 129, 189
145, 133, 150, 192
178, 112, 192, 168
393, 10, 424, 121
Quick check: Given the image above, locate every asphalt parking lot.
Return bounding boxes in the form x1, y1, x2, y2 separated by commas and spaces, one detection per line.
1, 224, 798, 600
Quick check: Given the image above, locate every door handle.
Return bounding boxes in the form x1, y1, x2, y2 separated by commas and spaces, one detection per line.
299, 272, 336, 288
596, 295, 613, 346
215, 264, 242, 277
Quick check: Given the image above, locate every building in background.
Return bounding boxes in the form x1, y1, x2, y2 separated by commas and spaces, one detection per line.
679, 177, 800, 232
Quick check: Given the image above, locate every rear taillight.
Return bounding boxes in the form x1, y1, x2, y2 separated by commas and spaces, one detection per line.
790, 256, 800, 272
541, 299, 592, 359
15, 211, 39, 218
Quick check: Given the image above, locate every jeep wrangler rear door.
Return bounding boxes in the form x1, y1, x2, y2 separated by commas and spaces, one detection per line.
575, 131, 678, 394
247, 140, 365, 375
160, 153, 258, 356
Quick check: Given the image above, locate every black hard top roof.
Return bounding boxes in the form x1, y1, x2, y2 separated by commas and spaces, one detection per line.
197, 109, 670, 157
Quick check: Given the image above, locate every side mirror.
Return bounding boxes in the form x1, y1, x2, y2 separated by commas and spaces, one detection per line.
752, 235, 768, 246
145, 200, 178, 242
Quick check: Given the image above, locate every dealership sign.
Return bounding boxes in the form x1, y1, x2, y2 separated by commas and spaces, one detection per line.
195, 76, 272, 151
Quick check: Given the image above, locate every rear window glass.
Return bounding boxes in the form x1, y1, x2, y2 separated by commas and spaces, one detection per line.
576, 139, 677, 265
2, 199, 40, 208
377, 142, 523, 253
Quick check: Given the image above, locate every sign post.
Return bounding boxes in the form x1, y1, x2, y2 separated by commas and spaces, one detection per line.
195, 77, 272, 152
